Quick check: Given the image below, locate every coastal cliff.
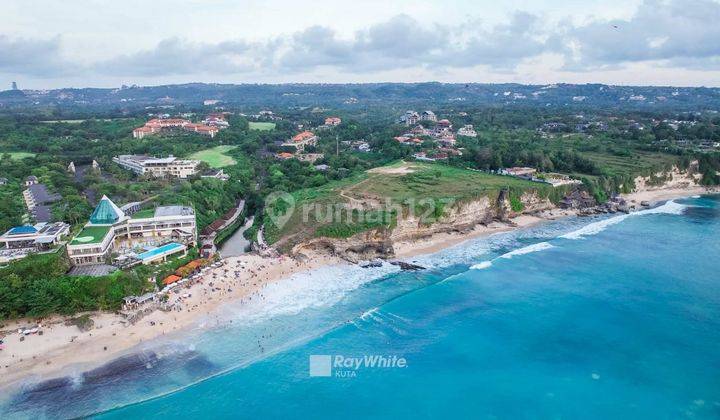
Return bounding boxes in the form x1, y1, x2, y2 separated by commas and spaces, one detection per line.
291, 190, 555, 262
290, 166, 710, 262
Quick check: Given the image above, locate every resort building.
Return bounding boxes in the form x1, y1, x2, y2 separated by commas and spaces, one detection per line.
399, 111, 420, 126
324, 117, 342, 126
112, 155, 200, 178
457, 124, 478, 137
201, 168, 230, 181
502, 167, 537, 179
23, 183, 62, 223
421, 111, 437, 122
0, 222, 69, 249
183, 123, 219, 138
132, 117, 223, 139
436, 135, 457, 147
282, 131, 318, 152
67, 196, 196, 266
295, 153, 325, 163
0, 222, 70, 262
202, 113, 230, 128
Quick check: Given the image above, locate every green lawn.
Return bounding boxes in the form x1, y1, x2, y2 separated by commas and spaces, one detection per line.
1, 152, 36, 160
265, 161, 557, 248
249, 122, 276, 131
131, 209, 156, 219
189, 145, 238, 168
71, 225, 112, 245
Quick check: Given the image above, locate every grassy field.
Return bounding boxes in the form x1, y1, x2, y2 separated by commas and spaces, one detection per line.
249, 122, 276, 131
189, 145, 238, 168
265, 161, 553, 248
582, 151, 677, 177
1, 152, 36, 160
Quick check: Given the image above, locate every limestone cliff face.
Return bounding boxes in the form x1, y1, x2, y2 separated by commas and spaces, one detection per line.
292, 190, 553, 262
632, 165, 701, 193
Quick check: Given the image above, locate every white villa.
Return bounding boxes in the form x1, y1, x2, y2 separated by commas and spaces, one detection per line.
457, 124, 478, 137
67, 196, 197, 266
112, 155, 200, 179
0, 222, 70, 263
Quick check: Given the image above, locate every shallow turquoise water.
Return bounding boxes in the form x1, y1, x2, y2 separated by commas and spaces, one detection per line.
3, 196, 719, 419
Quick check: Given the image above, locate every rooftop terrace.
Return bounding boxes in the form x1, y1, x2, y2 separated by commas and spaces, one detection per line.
70, 225, 112, 245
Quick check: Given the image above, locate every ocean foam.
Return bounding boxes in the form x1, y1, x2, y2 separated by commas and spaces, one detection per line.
215, 263, 401, 325
499, 242, 554, 259
561, 200, 688, 240
470, 242, 555, 270
471, 261, 493, 270
560, 214, 630, 240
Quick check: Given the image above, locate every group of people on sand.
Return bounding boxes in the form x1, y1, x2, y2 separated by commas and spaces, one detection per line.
159, 254, 309, 320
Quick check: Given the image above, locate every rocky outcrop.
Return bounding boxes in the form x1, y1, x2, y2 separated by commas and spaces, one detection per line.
559, 189, 597, 210
291, 228, 394, 263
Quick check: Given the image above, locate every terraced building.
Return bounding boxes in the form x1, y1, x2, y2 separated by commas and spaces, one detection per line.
67, 196, 196, 266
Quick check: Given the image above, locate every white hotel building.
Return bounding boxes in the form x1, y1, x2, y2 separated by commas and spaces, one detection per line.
112, 155, 200, 179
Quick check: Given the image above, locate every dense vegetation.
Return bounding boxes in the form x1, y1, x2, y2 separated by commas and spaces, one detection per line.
1, 98, 719, 319
0, 252, 147, 319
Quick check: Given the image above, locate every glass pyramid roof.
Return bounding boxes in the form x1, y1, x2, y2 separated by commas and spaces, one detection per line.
89, 195, 124, 225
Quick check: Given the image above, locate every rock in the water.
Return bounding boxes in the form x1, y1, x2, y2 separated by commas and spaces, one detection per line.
359, 259, 383, 268
389, 261, 425, 271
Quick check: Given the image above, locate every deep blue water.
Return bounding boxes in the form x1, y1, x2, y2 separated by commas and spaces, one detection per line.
2, 195, 719, 419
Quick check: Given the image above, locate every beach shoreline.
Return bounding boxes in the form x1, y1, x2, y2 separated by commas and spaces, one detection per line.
0, 185, 714, 390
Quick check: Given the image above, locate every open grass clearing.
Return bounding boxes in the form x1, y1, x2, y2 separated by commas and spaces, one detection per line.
1, 151, 36, 160
189, 145, 238, 168
249, 122, 276, 131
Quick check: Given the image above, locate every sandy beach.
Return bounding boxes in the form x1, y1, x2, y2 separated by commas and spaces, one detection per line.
0, 252, 342, 388
0, 185, 714, 389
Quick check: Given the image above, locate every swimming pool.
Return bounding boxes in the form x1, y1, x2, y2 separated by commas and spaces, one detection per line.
137, 242, 185, 261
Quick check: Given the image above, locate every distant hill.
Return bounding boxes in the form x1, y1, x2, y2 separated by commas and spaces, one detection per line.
1, 82, 719, 111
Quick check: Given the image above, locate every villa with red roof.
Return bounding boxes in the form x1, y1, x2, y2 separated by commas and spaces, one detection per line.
133, 117, 222, 139
324, 117, 341, 126
282, 130, 318, 151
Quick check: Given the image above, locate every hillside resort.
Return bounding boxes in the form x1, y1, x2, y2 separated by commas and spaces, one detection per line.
66, 195, 197, 267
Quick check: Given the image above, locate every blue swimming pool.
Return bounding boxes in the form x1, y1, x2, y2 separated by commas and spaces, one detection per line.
137, 242, 184, 260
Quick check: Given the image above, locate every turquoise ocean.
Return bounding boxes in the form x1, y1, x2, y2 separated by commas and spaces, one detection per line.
2, 195, 719, 419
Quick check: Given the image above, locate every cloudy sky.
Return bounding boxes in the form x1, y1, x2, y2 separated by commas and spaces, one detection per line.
2, 0, 720, 89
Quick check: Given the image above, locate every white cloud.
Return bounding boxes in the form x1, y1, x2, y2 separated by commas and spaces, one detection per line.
2, 0, 720, 88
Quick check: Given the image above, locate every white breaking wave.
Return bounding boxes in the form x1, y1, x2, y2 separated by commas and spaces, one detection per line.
499, 242, 554, 259
470, 242, 555, 270
560, 214, 630, 240
360, 307, 379, 320
470, 261, 493, 270
561, 200, 689, 240
641, 200, 688, 215
215, 263, 401, 325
